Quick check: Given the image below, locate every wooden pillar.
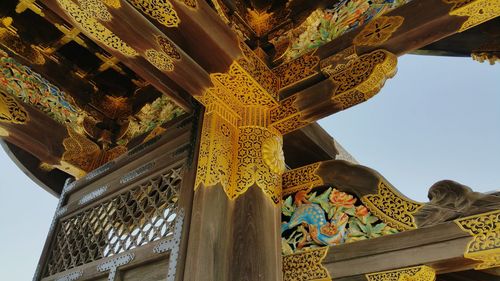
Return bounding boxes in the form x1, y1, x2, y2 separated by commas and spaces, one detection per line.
184, 40, 283, 280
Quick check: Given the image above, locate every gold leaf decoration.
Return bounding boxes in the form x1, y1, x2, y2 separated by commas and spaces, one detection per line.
127, 0, 180, 28
62, 127, 101, 172
353, 16, 404, 46
444, 0, 500, 32
144, 49, 175, 72
362, 181, 423, 231
78, 0, 112, 21
0, 91, 29, 124
455, 210, 500, 269
328, 49, 397, 110
366, 265, 436, 281
57, 0, 138, 57
262, 135, 286, 174
282, 163, 323, 197
283, 247, 331, 281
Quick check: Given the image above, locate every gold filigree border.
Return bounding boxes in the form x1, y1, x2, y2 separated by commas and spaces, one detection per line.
365, 265, 436, 281
444, 0, 500, 32
361, 181, 423, 231
455, 210, 500, 270
283, 247, 331, 281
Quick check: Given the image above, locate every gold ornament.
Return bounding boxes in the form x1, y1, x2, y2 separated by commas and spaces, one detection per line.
0, 91, 29, 124
62, 127, 101, 173
195, 40, 283, 203
366, 265, 436, 281
283, 247, 331, 281
444, 0, 500, 32
57, 0, 138, 57
102, 0, 121, 8
262, 135, 286, 174
157, 36, 181, 60
273, 53, 320, 88
144, 49, 175, 72
127, 0, 180, 28
282, 162, 323, 197
455, 210, 500, 269
361, 181, 423, 231
328, 49, 397, 110
78, 0, 112, 21
269, 96, 309, 135
353, 16, 404, 46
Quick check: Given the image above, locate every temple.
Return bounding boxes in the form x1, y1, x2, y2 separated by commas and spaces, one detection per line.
0, 0, 499, 280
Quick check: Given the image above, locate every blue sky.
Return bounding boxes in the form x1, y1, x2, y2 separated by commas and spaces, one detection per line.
0, 55, 499, 280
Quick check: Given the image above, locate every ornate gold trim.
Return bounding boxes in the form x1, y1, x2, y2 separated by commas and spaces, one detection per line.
353, 16, 404, 46
328, 49, 397, 110
269, 95, 309, 135
366, 265, 436, 281
282, 163, 323, 197
455, 210, 500, 269
144, 49, 175, 72
57, 0, 138, 57
0, 91, 29, 124
361, 181, 423, 231
127, 0, 180, 28
444, 0, 500, 32
273, 53, 320, 88
194, 41, 283, 203
78, 0, 113, 21
283, 247, 331, 281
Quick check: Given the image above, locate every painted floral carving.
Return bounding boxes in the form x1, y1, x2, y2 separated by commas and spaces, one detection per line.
285, 0, 410, 60
282, 187, 398, 254
125, 95, 184, 142
0, 55, 85, 133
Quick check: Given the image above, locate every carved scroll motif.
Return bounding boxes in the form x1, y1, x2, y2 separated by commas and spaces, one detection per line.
366, 265, 436, 281
444, 0, 500, 32
0, 91, 29, 124
361, 181, 423, 231
455, 210, 500, 269
283, 247, 330, 281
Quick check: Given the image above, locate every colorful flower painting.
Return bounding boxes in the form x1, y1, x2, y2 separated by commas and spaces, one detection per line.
0, 55, 86, 133
281, 187, 398, 255
286, 0, 410, 60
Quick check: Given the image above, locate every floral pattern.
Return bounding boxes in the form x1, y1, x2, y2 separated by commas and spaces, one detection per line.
125, 95, 184, 142
285, 0, 410, 59
282, 187, 398, 254
0, 55, 86, 133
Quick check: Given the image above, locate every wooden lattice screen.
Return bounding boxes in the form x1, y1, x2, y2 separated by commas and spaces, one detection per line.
34, 115, 198, 281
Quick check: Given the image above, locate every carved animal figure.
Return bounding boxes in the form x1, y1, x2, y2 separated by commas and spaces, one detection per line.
281, 203, 348, 248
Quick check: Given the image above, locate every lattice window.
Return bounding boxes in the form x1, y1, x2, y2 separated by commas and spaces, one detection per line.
44, 166, 184, 276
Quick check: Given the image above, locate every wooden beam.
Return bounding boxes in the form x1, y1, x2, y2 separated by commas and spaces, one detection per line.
270, 0, 500, 135
39, 0, 249, 110
0, 93, 69, 166
324, 221, 477, 279
283, 122, 338, 169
